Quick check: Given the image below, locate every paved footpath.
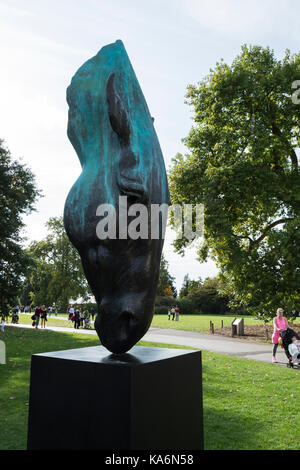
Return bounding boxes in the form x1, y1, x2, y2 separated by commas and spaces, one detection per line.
144, 328, 287, 365
8, 322, 287, 365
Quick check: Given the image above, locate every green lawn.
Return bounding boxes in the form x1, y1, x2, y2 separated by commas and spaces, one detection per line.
15, 312, 300, 335
15, 312, 300, 331
1, 326, 300, 450
151, 314, 262, 333
15, 313, 264, 332
152, 313, 300, 334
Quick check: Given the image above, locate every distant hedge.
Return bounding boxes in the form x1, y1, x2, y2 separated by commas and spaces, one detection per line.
155, 306, 169, 315
154, 296, 230, 315
154, 298, 200, 315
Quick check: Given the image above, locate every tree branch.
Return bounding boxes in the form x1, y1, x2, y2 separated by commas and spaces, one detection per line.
248, 218, 294, 253
271, 123, 298, 170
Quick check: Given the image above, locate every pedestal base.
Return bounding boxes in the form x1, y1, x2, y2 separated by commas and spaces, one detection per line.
27, 345, 203, 450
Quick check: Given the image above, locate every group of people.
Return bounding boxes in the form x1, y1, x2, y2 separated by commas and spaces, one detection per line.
0, 303, 95, 331
31, 305, 48, 329
168, 306, 180, 321
30, 305, 94, 330
67, 305, 94, 329
0, 306, 24, 329
0, 304, 60, 330
46, 306, 58, 316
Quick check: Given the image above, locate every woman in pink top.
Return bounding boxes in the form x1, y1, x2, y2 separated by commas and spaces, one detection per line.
272, 308, 288, 363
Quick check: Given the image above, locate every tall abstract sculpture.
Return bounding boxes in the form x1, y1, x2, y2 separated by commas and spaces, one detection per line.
64, 40, 170, 354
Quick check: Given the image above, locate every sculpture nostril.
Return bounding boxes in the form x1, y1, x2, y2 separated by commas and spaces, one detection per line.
119, 310, 138, 339
121, 310, 136, 320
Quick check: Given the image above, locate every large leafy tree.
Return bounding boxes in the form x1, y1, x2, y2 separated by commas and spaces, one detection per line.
169, 45, 300, 317
22, 217, 91, 310
178, 275, 229, 314
0, 139, 40, 310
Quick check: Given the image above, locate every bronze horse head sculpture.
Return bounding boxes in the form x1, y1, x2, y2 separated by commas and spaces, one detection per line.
64, 40, 170, 354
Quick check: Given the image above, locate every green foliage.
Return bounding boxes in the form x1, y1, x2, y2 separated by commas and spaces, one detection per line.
155, 295, 174, 307
0, 139, 41, 310
156, 253, 177, 297
175, 297, 198, 315
155, 300, 197, 315
155, 275, 229, 315
176, 276, 229, 315
179, 273, 191, 298
169, 45, 300, 318
154, 306, 169, 315
188, 277, 229, 315
77, 302, 97, 312
20, 217, 92, 310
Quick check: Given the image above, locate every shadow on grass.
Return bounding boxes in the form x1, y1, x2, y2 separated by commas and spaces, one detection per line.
203, 407, 262, 450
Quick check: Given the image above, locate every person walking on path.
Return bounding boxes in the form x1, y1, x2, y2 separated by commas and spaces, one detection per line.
41, 305, 47, 328
34, 306, 41, 329
74, 309, 81, 329
171, 307, 175, 321
69, 305, 74, 321
83, 309, 91, 329
272, 308, 289, 363
79, 309, 84, 327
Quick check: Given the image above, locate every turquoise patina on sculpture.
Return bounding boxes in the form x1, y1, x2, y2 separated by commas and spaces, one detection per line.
64, 40, 170, 354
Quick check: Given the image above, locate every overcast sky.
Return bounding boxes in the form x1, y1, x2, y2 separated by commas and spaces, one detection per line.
0, 0, 299, 291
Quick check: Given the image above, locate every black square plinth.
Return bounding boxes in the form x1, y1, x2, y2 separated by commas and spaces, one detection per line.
27, 345, 203, 450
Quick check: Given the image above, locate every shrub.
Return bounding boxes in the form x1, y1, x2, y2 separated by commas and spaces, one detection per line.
155, 296, 174, 307
154, 306, 169, 315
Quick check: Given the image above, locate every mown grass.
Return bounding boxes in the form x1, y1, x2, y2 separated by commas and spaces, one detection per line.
202, 352, 300, 450
151, 314, 263, 333
16, 312, 300, 335
15, 313, 74, 328
1, 326, 300, 450
16, 313, 265, 332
